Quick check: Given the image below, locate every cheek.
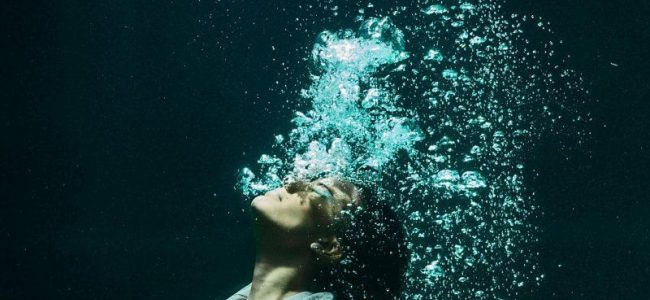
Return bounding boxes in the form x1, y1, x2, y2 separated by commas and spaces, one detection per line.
309, 203, 335, 228
262, 201, 315, 231
289, 204, 314, 227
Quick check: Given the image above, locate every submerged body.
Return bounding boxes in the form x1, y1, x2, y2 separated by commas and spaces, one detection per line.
229, 178, 407, 299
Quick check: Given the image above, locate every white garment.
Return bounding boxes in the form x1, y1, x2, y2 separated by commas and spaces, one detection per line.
226, 283, 334, 300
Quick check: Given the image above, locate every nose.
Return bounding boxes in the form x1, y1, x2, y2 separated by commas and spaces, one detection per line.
267, 187, 285, 201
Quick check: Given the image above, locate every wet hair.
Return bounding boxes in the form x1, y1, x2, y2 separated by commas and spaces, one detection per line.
315, 184, 409, 299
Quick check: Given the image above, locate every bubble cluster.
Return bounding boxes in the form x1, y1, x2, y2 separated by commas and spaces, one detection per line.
238, 17, 422, 193
237, 1, 587, 298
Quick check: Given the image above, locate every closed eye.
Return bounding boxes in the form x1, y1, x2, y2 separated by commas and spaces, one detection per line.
312, 182, 334, 201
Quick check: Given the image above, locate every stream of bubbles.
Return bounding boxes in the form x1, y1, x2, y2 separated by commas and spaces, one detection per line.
237, 1, 587, 298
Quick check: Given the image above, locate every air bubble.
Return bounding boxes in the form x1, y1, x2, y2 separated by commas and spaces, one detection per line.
238, 3, 588, 297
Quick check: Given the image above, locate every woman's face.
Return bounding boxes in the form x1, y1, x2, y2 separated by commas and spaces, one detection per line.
251, 178, 359, 243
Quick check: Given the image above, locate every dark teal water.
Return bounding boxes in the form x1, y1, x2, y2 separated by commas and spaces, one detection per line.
2, 0, 649, 299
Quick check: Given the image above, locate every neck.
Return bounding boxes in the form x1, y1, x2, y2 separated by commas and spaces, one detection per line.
249, 244, 315, 300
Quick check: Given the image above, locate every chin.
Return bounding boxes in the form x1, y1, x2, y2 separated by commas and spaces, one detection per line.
250, 195, 264, 209
250, 196, 275, 228
250, 194, 274, 212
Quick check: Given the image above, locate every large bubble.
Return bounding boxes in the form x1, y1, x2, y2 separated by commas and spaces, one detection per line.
237, 1, 587, 298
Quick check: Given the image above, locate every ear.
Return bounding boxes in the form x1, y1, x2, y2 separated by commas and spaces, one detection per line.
309, 237, 342, 264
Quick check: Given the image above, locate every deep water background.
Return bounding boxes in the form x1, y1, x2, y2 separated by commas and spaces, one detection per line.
2, 0, 649, 299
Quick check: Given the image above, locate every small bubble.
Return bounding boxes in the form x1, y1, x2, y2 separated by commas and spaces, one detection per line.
442, 69, 458, 80
421, 4, 448, 15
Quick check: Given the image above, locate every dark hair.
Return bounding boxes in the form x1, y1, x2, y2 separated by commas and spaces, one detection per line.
315, 185, 409, 299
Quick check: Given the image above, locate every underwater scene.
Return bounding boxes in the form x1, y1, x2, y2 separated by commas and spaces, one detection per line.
3, 0, 649, 299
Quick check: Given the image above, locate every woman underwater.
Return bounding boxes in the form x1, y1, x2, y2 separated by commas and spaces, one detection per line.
227, 177, 409, 300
